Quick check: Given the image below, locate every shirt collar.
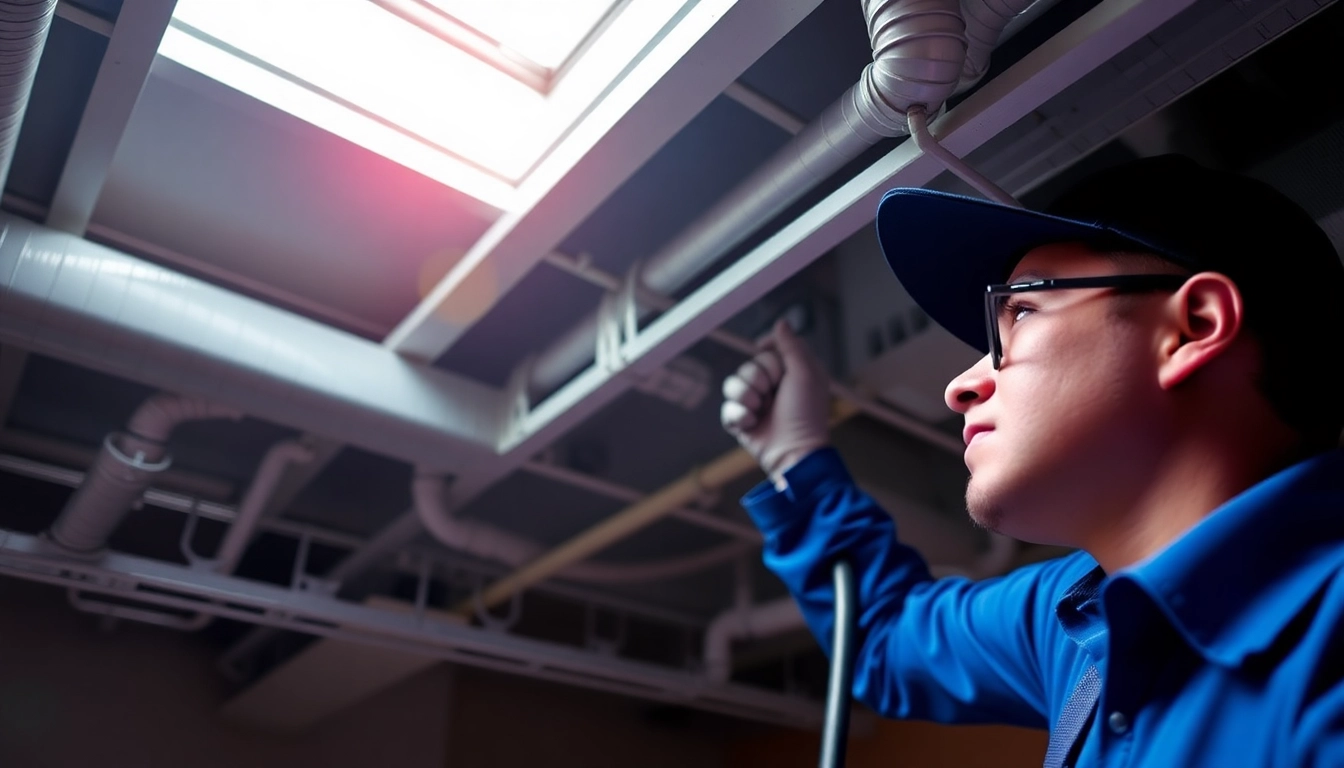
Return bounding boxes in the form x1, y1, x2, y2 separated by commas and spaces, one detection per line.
1110, 449, 1344, 667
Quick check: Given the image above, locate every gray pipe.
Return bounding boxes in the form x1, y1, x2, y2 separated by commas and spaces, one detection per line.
0, 0, 57, 190
529, 0, 968, 396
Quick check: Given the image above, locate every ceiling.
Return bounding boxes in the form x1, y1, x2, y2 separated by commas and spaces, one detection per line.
1, 0, 1341, 725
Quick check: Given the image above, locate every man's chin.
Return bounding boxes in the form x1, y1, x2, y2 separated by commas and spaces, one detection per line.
965, 480, 1005, 533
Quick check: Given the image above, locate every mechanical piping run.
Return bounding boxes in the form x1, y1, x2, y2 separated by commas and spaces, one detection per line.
412, 473, 752, 588
46, 394, 242, 555
0, 0, 57, 190
527, 0, 972, 398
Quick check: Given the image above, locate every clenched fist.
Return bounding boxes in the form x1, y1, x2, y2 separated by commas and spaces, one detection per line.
721, 319, 831, 482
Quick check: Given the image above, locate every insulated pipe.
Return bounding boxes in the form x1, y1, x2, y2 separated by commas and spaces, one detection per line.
703, 597, 804, 682
0, 0, 57, 190
527, 0, 969, 397
413, 474, 753, 586
212, 440, 316, 574
47, 395, 241, 554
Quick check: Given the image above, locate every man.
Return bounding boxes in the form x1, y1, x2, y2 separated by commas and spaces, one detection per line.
721, 155, 1344, 767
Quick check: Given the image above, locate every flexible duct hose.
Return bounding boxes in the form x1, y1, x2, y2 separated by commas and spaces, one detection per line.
0, 0, 57, 190
47, 394, 241, 554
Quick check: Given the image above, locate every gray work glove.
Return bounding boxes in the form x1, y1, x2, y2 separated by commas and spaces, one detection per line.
720, 319, 831, 483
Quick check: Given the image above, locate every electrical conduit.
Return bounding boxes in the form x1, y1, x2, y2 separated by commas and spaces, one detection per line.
412, 473, 752, 587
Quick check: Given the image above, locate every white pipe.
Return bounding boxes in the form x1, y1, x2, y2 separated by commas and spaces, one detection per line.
704, 533, 1017, 681
0, 0, 57, 190
704, 597, 804, 682
906, 105, 1021, 206
527, 0, 969, 397
412, 474, 752, 586
47, 394, 241, 554
213, 440, 316, 574
127, 393, 242, 442
958, 0, 1043, 90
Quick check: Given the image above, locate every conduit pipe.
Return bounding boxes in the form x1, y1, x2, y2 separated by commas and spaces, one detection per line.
0, 0, 57, 190
703, 532, 1018, 682
412, 474, 752, 586
457, 397, 863, 618
527, 0, 970, 397
213, 440, 316, 574
47, 394, 241, 554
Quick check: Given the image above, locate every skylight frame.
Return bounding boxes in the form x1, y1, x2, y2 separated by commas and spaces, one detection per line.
157, 0, 692, 212
371, 0, 629, 94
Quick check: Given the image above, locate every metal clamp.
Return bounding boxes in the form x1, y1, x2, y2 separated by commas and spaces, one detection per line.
179, 499, 214, 569
471, 574, 522, 632
503, 354, 537, 444
595, 262, 644, 374
584, 605, 627, 656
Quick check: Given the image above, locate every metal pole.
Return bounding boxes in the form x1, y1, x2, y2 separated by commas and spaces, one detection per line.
819, 559, 857, 768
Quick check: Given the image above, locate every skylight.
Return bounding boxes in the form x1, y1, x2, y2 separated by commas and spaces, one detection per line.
158, 0, 684, 211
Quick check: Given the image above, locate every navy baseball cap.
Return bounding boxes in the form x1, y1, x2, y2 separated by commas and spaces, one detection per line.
875, 154, 1344, 357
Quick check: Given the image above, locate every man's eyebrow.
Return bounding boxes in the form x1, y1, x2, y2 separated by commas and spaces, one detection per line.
1006, 271, 1050, 284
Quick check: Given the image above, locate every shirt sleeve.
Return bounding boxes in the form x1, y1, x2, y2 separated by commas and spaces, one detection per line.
1292, 656, 1344, 767
742, 447, 1054, 728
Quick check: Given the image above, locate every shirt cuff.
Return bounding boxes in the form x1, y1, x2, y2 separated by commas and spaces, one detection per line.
741, 447, 854, 532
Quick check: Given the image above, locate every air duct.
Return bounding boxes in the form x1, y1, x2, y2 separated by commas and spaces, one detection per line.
46, 394, 241, 554
0, 0, 57, 190
412, 474, 750, 586
527, 0, 971, 397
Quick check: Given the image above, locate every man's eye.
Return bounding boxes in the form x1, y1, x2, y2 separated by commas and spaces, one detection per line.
1001, 300, 1036, 324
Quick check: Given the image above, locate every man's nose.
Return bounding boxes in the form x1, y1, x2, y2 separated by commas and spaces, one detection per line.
945, 354, 995, 414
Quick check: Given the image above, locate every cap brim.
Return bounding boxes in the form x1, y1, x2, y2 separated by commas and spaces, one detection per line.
876, 188, 1131, 353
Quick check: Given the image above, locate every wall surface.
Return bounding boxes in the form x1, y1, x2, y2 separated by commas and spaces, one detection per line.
730, 717, 1047, 768
0, 580, 451, 768
446, 666, 731, 768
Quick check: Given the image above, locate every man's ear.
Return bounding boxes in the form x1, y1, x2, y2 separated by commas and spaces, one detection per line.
1157, 272, 1244, 390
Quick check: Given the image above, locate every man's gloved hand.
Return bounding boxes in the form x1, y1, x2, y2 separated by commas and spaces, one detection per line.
721, 319, 832, 483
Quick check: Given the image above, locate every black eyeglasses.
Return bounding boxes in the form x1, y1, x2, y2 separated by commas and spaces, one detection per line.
984, 274, 1189, 369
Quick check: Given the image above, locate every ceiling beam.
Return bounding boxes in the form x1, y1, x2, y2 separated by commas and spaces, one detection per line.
46, 0, 178, 235
384, 0, 827, 361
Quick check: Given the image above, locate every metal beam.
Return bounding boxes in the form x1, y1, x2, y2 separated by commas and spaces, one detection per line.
503, 0, 1204, 457
223, 0, 1200, 667
384, 0, 826, 361
0, 528, 823, 728
55, 1, 114, 37
47, 0, 179, 235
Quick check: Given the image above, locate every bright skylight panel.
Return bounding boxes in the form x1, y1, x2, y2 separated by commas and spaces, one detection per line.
159, 0, 686, 212
425, 0, 620, 69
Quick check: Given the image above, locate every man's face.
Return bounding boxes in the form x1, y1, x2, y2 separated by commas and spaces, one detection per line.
945, 243, 1174, 546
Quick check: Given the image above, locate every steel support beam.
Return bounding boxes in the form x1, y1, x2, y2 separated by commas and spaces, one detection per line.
47, 0, 178, 235
503, 0, 1204, 456
385, 0, 826, 361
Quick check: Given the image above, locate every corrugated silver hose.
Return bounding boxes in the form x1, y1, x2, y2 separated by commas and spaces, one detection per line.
528, 0, 968, 397
0, 0, 57, 189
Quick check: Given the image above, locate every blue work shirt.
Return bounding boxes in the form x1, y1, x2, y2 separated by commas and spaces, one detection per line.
742, 447, 1344, 767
